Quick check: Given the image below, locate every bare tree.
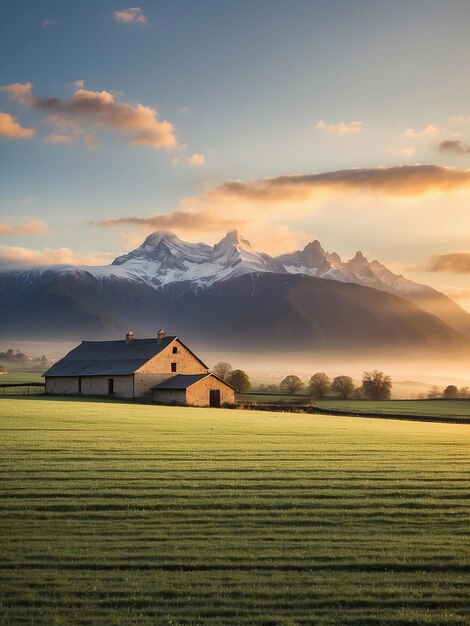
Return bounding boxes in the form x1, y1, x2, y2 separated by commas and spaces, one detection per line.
331, 375, 354, 399
362, 370, 392, 400
212, 361, 233, 382
427, 385, 441, 399
308, 373, 331, 399
280, 375, 304, 394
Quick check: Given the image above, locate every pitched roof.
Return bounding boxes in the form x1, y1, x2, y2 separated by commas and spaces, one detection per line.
43, 336, 189, 377
152, 373, 210, 390
152, 373, 237, 391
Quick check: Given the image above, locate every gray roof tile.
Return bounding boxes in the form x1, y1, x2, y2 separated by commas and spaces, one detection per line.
152, 374, 209, 390
44, 337, 178, 377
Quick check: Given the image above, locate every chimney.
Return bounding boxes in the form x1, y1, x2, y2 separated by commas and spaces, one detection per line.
157, 328, 166, 341
126, 330, 135, 342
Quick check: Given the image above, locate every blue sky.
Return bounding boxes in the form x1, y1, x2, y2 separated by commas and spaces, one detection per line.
1, 0, 470, 305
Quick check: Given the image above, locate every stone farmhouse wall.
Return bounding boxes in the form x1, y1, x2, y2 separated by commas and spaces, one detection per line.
152, 375, 235, 407
133, 338, 207, 398
151, 388, 187, 405
186, 375, 235, 407
46, 375, 134, 398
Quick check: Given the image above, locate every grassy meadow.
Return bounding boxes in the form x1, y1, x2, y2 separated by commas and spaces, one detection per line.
316, 399, 470, 422
0, 397, 469, 625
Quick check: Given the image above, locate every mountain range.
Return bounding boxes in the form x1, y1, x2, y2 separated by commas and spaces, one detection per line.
0, 230, 468, 353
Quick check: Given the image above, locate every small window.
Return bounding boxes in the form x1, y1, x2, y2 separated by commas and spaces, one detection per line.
172, 346, 178, 354
108, 378, 114, 395
171, 362, 177, 372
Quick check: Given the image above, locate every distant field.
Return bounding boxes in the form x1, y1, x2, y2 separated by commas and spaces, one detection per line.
239, 391, 309, 404
317, 398, 470, 421
0, 370, 43, 384
240, 394, 470, 422
0, 397, 469, 625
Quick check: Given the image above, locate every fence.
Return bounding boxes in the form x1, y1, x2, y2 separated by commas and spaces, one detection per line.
0, 382, 45, 396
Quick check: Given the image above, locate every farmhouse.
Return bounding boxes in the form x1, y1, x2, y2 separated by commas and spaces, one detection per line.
43, 329, 236, 406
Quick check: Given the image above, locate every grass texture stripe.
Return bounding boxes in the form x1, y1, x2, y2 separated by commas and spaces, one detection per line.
0, 397, 469, 625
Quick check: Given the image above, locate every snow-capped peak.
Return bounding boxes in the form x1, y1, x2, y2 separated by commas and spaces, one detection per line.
213, 230, 252, 257
109, 230, 282, 288
104, 229, 434, 298
140, 230, 179, 248
348, 250, 368, 264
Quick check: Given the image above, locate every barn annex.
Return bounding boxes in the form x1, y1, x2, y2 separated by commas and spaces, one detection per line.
43, 329, 236, 407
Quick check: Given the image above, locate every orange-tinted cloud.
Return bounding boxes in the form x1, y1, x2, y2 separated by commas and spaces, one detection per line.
187, 153, 205, 166
93, 208, 243, 233
0, 246, 112, 268
448, 115, 469, 125
114, 7, 148, 25
1, 82, 178, 150
204, 165, 470, 204
0, 219, 49, 236
426, 252, 470, 274
404, 123, 443, 139
315, 120, 363, 136
92, 165, 470, 254
0, 111, 35, 139
438, 140, 470, 155
401, 147, 415, 158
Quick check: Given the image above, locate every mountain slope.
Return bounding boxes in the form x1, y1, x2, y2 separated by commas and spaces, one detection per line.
0, 266, 467, 354
1, 229, 469, 352
277, 241, 470, 336
111, 230, 470, 338
0, 266, 174, 340
171, 273, 468, 351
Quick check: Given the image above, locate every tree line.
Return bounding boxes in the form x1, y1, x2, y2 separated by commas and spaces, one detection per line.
426, 385, 469, 399
273, 370, 392, 400
212, 362, 393, 400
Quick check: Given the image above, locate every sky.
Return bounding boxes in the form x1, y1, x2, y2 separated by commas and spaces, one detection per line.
1, 0, 470, 309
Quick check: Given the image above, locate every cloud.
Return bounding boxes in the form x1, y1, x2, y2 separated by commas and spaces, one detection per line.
114, 7, 148, 25
42, 133, 75, 144
90, 164, 470, 255
42, 18, 56, 28
0, 111, 35, 139
315, 120, 363, 136
0, 219, 49, 236
187, 153, 205, 166
201, 165, 470, 205
448, 115, 469, 125
438, 140, 470, 155
0, 246, 113, 268
426, 252, 470, 274
0, 82, 178, 150
401, 147, 415, 158
93, 208, 244, 233
404, 123, 444, 139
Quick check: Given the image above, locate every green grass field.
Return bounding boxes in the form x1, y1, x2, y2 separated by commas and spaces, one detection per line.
316, 399, 470, 422
0, 370, 43, 384
0, 397, 469, 625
